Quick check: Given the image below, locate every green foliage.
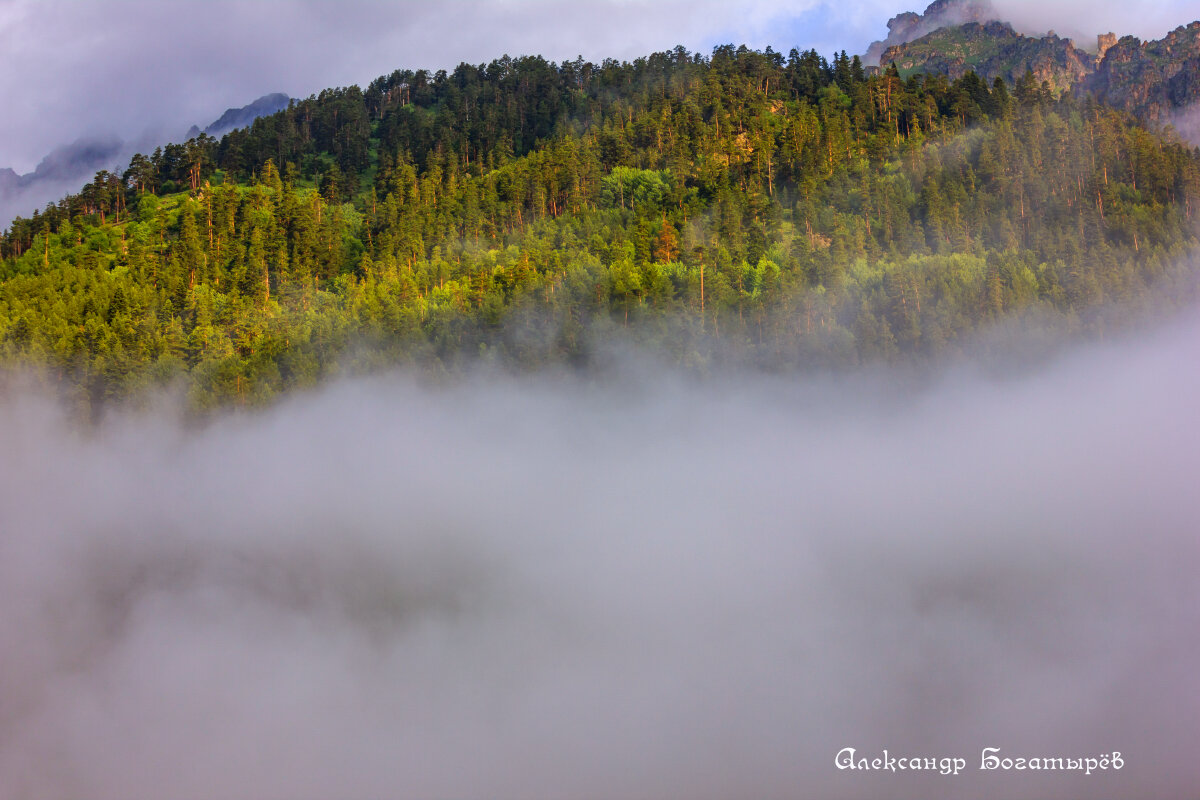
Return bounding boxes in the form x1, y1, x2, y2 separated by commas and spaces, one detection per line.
600, 168, 673, 212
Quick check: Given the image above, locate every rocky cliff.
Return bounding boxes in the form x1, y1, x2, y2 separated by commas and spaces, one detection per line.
879, 21, 1095, 95
865, 0, 999, 67
1083, 22, 1200, 124
868, 6, 1200, 143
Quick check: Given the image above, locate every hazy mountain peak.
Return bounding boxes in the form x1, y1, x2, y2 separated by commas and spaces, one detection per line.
0, 94, 289, 228
0, 168, 18, 195
26, 136, 125, 183
865, 0, 1000, 66
0, 135, 128, 227
202, 92, 291, 138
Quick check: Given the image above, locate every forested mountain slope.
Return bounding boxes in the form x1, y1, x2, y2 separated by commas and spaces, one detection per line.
1, 46, 1198, 412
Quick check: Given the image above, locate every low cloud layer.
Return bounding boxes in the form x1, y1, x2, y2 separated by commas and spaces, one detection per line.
1, 307, 1198, 799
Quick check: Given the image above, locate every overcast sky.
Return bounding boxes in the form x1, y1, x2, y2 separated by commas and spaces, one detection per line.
0, 0, 1197, 173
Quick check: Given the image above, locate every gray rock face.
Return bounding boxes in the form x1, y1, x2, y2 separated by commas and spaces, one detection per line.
1083, 22, 1200, 125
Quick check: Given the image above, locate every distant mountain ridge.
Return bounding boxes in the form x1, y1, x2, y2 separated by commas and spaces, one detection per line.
0, 136, 125, 192
0, 137, 127, 229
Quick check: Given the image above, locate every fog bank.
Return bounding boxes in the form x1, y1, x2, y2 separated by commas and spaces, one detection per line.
1, 311, 1198, 799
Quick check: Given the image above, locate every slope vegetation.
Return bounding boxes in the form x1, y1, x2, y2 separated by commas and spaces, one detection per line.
1, 47, 1197, 411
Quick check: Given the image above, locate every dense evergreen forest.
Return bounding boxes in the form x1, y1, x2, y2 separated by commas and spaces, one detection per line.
2, 46, 1198, 411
